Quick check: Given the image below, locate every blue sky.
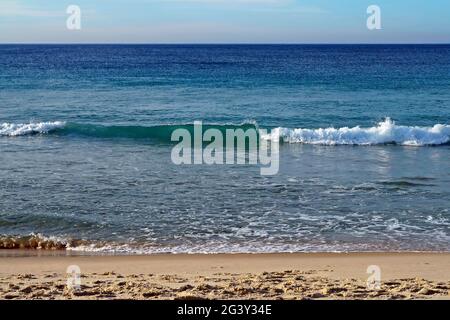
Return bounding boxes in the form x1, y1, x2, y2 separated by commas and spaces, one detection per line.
0, 0, 449, 43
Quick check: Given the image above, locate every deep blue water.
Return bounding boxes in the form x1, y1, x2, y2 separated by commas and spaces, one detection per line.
0, 45, 449, 253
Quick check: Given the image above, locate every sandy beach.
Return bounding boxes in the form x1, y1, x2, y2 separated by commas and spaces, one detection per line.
0, 252, 448, 300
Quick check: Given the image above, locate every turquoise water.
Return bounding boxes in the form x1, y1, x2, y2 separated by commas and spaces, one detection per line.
0, 45, 449, 253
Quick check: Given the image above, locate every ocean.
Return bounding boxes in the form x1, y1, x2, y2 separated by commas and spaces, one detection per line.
0, 44, 449, 253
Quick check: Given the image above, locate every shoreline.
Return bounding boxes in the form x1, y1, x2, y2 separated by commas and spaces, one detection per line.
1, 252, 449, 299
1, 248, 449, 257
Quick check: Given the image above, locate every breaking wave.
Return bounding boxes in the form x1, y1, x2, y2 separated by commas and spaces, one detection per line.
261, 118, 450, 146
1, 118, 449, 146
0, 121, 257, 141
0, 234, 85, 250
0, 121, 66, 137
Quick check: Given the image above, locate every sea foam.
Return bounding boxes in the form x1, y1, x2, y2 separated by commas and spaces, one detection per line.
261, 118, 450, 146
0, 121, 66, 136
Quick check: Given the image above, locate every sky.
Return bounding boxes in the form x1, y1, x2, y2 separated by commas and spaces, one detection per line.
0, 0, 449, 43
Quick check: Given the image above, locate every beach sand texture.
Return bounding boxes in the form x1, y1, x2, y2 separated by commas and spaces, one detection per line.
0, 252, 449, 300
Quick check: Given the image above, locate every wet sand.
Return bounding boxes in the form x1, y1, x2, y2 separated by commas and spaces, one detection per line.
0, 252, 449, 300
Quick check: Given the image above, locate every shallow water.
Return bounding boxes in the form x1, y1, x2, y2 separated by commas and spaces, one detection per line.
0, 44, 449, 253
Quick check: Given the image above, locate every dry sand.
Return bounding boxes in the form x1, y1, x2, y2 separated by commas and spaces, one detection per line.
0, 252, 449, 300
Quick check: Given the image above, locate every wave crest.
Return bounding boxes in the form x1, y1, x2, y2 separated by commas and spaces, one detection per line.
0, 234, 85, 250
2, 119, 449, 146
0, 121, 258, 140
262, 118, 450, 146
0, 121, 66, 137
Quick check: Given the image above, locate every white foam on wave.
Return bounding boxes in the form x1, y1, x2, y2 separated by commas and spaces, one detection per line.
0, 121, 66, 136
261, 118, 450, 146
65, 242, 367, 254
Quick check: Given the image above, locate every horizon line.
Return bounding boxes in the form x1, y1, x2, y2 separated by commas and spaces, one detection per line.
1, 42, 450, 45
